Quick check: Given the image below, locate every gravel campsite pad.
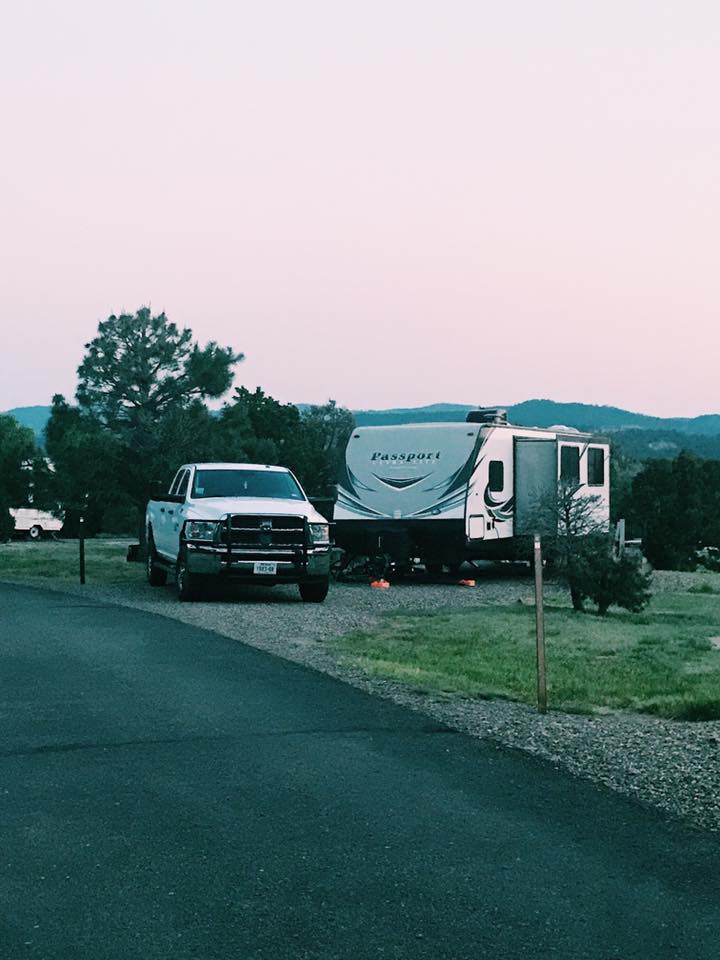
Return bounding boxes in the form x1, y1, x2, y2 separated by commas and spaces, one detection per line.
4, 562, 720, 834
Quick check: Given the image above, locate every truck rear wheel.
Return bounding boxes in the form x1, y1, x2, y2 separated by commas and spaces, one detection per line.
299, 578, 329, 603
146, 535, 168, 586
176, 553, 201, 602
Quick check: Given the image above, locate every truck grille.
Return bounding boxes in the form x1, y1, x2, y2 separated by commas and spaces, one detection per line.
221, 515, 306, 550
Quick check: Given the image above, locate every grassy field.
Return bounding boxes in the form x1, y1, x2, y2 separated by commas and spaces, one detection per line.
0, 539, 143, 585
333, 588, 720, 721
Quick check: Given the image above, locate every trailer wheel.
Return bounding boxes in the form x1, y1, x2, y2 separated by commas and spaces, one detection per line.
299, 578, 330, 603
27, 525, 43, 542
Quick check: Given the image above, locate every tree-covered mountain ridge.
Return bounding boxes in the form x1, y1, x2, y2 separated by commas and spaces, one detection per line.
6, 399, 720, 435
6, 399, 720, 460
351, 399, 720, 434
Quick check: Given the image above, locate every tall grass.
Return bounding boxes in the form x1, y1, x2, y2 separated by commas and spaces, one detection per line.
0, 540, 142, 585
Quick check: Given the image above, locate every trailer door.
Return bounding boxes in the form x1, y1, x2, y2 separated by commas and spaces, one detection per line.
513, 438, 557, 535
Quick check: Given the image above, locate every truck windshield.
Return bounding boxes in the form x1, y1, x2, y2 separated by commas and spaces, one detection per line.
191, 469, 306, 501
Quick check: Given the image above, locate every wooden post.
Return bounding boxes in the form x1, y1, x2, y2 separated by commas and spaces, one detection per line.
79, 516, 86, 585
534, 534, 547, 713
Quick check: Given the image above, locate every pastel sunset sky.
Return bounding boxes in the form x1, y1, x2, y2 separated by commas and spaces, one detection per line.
1, 1, 718, 415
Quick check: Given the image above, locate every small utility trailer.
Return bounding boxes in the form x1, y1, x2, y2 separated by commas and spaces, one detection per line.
10, 508, 63, 541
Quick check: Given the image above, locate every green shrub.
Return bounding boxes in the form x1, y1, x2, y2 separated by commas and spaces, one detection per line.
688, 581, 720, 595
570, 543, 652, 616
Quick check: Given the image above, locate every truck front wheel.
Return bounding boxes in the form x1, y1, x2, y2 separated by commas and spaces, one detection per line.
176, 552, 201, 602
299, 578, 330, 603
146, 535, 168, 586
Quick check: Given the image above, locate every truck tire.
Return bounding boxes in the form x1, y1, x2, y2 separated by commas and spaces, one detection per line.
176, 552, 201, 602
146, 534, 168, 586
299, 577, 330, 603
27, 525, 43, 541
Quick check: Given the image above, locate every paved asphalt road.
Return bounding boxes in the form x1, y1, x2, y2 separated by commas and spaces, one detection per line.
1, 584, 718, 959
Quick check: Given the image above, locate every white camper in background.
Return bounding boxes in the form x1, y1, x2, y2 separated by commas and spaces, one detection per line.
10, 508, 63, 540
333, 408, 610, 571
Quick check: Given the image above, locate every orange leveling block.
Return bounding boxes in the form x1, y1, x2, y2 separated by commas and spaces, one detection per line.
458, 579, 476, 587
370, 579, 391, 589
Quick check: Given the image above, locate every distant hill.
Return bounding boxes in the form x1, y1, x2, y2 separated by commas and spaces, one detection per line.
604, 429, 720, 461
352, 400, 720, 435
4, 399, 720, 460
3, 405, 52, 440
350, 400, 720, 460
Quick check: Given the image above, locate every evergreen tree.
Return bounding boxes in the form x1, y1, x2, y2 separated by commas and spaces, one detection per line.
49, 308, 242, 540
0, 414, 37, 505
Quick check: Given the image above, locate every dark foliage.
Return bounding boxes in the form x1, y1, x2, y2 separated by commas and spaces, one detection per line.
0, 414, 36, 505
46, 309, 242, 540
76, 307, 241, 426
45, 395, 120, 536
629, 452, 720, 569
533, 481, 652, 614
570, 541, 652, 616
0, 501, 14, 542
43, 321, 353, 535
211, 389, 353, 497
608, 428, 720, 461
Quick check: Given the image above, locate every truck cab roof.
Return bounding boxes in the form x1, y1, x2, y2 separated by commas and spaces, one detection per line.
178, 463, 291, 473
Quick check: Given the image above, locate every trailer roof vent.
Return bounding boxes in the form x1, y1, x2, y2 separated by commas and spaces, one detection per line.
465, 407, 508, 425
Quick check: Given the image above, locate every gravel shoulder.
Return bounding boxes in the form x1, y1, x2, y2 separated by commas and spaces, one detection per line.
4, 566, 720, 835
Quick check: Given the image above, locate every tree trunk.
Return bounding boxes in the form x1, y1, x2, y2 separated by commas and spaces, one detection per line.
570, 586, 585, 612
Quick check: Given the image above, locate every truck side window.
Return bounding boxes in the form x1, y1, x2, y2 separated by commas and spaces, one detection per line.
560, 446, 580, 484
175, 470, 190, 498
588, 448, 605, 486
489, 460, 504, 492
168, 471, 183, 495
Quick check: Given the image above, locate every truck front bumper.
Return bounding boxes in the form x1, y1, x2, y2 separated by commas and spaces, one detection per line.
184, 543, 331, 582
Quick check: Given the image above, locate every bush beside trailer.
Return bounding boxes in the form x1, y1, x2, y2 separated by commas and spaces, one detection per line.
333, 408, 610, 570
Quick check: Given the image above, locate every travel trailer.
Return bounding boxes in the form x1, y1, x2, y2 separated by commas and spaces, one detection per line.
333, 409, 610, 571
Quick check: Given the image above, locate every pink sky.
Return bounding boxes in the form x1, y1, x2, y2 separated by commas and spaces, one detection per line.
1, 1, 719, 416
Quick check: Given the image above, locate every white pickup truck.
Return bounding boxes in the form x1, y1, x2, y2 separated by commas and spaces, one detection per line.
145, 462, 332, 602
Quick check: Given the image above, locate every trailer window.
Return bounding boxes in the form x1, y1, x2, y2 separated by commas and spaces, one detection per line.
489, 460, 504, 492
588, 448, 605, 486
560, 446, 580, 484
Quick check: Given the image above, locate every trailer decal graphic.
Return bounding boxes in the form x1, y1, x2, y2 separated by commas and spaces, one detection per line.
483, 486, 515, 523
336, 488, 389, 517
422, 446, 481, 495
406, 488, 469, 519
372, 474, 431, 490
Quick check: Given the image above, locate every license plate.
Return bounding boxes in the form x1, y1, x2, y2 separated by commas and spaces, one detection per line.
253, 561, 277, 575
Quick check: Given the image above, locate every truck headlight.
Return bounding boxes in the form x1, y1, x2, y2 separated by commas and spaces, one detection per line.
308, 523, 330, 544
184, 520, 218, 541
